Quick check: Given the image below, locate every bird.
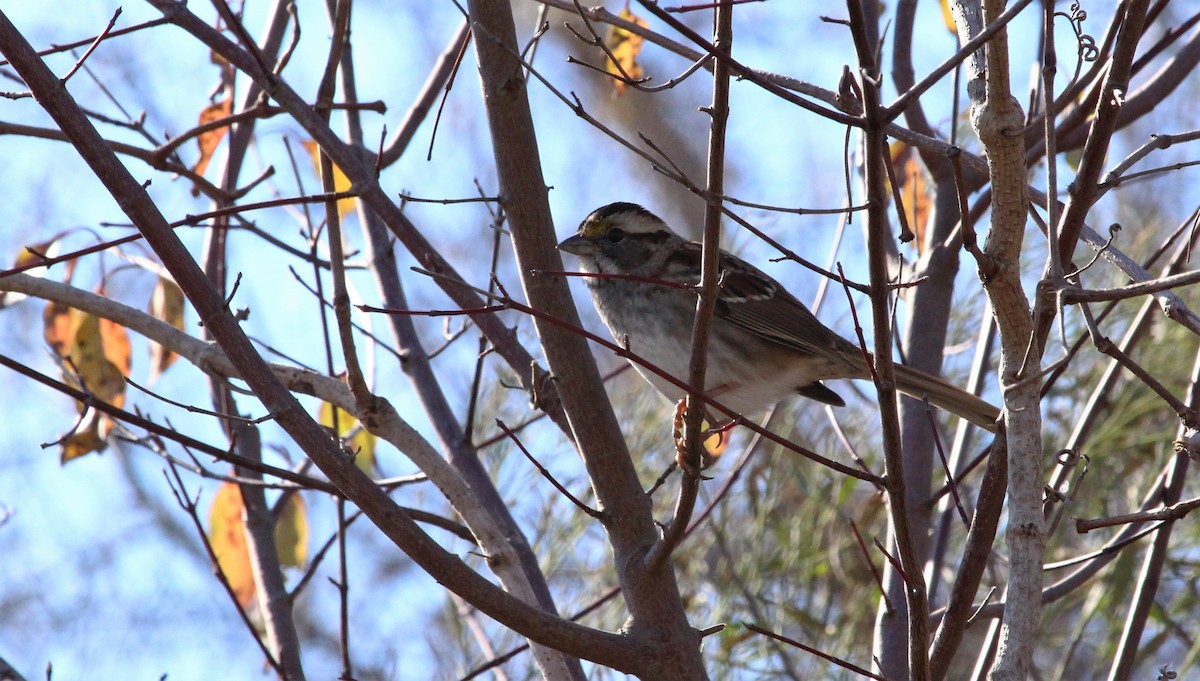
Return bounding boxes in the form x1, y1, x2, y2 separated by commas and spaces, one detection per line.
557, 202, 999, 432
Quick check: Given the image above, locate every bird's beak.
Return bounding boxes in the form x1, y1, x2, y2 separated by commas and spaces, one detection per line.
557, 234, 595, 256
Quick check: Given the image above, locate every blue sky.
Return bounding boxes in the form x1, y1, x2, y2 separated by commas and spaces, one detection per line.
6, 1, 1195, 679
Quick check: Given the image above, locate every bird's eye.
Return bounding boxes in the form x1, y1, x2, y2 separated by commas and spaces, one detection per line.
604, 228, 626, 243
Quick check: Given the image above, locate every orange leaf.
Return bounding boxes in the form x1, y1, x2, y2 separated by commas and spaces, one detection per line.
318, 401, 377, 475
45, 304, 125, 462
274, 493, 308, 569
192, 97, 233, 177
604, 6, 649, 95
209, 482, 256, 608
148, 276, 185, 382
889, 142, 931, 254
301, 140, 356, 218
43, 300, 78, 358
99, 316, 132, 379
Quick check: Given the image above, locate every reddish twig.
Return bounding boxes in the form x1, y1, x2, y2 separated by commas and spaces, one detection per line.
743, 622, 888, 681
404, 266, 881, 483
850, 520, 891, 613
497, 419, 601, 518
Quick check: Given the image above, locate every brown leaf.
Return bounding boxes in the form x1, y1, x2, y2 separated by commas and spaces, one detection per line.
148, 276, 185, 382
60, 411, 107, 464
604, 6, 649, 95
192, 97, 233, 177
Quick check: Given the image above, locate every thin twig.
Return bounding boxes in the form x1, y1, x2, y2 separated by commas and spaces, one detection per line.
497, 419, 601, 518
163, 463, 285, 675
60, 8, 122, 85
926, 401, 970, 527
125, 376, 272, 424
405, 267, 881, 483
743, 622, 888, 681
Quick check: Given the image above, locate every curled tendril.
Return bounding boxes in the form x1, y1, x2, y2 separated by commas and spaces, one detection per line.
1055, 448, 1081, 466
1056, 1, 1100, 62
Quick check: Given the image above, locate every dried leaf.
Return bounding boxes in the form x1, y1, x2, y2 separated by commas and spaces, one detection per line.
319, 401, 377, 475
274, 493, 308, 569
209, 484, 309, 608
889, 142, 931, 254
98, 308, 132, 378
301, 140, 356, 218
604, 6, 649, 95
209, 482, 256, 608
2, 235, 62, 308
45, 302, 127, 462
148, 276, 185, 382
192, 97, 233, 177
60, 410, 107, 463
68, 312, 127, 409
43, 300, 78, 358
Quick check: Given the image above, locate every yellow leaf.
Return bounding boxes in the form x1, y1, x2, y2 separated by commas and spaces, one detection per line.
700, 417, 730, 461
2, 235, 62, 308
68, 312, 127, 409
301, 140, 356, 218
604, 6, 649, 95
1063, 147, 1083, 172
15, 236, 61, 270
274, 493, 308, 569
704, 428, 728, 459
319, 401, 377, 475
148, 276, 186, 382
209, 482, 256, 608
192, 97, 233, 177
46, 299, 128, 408
939, 0, 957, 33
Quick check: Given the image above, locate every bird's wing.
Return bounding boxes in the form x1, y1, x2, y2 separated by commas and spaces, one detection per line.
697, 246, 851, 360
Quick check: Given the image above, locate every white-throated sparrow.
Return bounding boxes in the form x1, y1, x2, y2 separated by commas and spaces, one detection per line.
557, 202, 999, 431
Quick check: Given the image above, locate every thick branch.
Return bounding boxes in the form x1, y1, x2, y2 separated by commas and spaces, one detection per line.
0, 14, 638, 667
464, 1, 704, 676
951, 1, 1044, 679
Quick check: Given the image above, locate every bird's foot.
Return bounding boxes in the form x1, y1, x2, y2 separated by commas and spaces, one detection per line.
672, 400, 731, 476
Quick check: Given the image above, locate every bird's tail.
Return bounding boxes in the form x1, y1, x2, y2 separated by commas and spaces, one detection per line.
892, 364, 1000, 432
